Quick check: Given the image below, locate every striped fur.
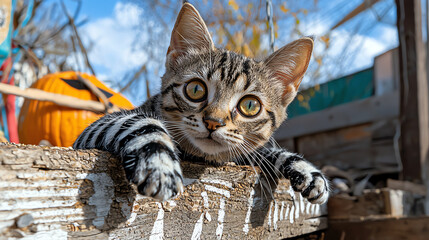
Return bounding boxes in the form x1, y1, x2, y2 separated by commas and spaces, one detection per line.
74, 108, 183, 201
74, 3, 329, 203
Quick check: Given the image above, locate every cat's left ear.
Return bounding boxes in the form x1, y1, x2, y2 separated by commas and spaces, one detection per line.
167, 3, 215, 65
264, 37, 313, 104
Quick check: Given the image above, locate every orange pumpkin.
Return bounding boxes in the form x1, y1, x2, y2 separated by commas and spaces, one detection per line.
18, 71, 134, 147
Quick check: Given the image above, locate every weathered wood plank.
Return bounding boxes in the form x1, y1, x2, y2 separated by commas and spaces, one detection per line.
294, 121, 400, 173
274, 91, 399, 140
395, 0, 429, 182
387, 179, 427, 196
328, 189, 424, 221
326, 216, 429, 240
0, 143, 326, 239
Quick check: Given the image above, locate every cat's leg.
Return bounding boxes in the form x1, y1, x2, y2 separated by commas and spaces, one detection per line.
258, 147, 329, 204
74, 110, 184, 201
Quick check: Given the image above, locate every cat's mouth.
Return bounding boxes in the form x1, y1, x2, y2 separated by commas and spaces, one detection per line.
196, 135, 224, 146
190, 135, 228, 155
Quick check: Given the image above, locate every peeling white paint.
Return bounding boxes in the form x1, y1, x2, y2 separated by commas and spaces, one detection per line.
33, 215, 86, 224
267, 202, 273, 227
273, 202, 279, 230
149, 202, 164, 240
280, 201, 284, 221
78, 173, 114, 228
201, 179, 233, 189
0, 220, 15, 231
201, 191, 209, 208
289, 205, 295, 224
243, 189, 255, 235
305, 203, 310, 215
16, 172, 68, 179
32, 207, 84, 218
287, 185, 295, 200
191, 213, 204, 240
2, 188, 79, 198
34, 223, 62, 232
0, 180, 76, 188
205, 211, 212, 222
18, 229, 68, 240
315, 204, 321, 216
304, 218, 321, 225
216, 198, 225, 240
300, 194, 305, 213
0, 198, 76, 211
311, 204, 316, 215
295, 202, 300, 220
285, 205, 290, 221
0, 207, 85, 223
166, 200, 176, 208
204, 185, 230, 198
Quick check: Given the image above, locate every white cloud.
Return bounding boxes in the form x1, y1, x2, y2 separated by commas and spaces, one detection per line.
79, 2, 146, 82
299, 20, 397, 86
114, 2, 143, 27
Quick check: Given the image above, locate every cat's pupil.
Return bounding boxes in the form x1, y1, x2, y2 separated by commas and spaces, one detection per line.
247, 101, 253, 110
193, 85, 199, 94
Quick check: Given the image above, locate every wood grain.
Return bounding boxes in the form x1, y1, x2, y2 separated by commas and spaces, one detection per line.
327, 216, 429, 240
0, 143, 326, 239
294, 121, 400, 174
274, 91, 399, 140
395, 0, 429, 182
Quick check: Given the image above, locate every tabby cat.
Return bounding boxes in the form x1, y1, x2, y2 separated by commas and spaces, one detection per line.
74, 3, 329, 204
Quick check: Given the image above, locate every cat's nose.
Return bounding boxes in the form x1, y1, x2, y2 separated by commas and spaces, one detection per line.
203, 116, 225, 131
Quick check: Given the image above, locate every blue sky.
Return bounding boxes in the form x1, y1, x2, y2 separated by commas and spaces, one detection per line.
60, 0, 398, 105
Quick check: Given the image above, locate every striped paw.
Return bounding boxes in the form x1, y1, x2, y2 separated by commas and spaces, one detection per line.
288, 161, 329, 204
130, 151, 184, 201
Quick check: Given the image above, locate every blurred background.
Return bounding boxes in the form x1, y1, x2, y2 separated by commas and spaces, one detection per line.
1, 0, 398, 104
0, 0, 428, 238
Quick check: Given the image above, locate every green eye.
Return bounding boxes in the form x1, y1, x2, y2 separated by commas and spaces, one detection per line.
184, 79, 207, 102
238, 96, 261, 117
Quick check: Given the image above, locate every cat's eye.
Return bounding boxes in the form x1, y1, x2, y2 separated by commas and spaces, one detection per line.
238, 96, 261, 117
184, 79, 207, 102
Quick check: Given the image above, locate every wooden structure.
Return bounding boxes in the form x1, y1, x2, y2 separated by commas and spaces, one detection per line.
274, 48, 401, 179
326, 216, 429, 240
274, 0, 429, 185
395, 0, 429, 182
0, 143, 326, 239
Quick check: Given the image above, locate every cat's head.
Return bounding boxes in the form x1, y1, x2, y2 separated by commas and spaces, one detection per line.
160, 3, 313, 162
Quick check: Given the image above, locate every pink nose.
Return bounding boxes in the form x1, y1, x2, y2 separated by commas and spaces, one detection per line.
203, 117, 225, 131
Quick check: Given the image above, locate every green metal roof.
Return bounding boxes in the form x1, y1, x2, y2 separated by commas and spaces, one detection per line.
287, 68, 374, 118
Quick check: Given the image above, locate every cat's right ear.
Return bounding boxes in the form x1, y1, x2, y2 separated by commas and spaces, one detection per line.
166, 3, 215, 66
264, 37, 313, 106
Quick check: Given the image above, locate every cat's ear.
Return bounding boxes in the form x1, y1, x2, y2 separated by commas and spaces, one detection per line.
264, 37, 313, 103
167, 3, 214, 63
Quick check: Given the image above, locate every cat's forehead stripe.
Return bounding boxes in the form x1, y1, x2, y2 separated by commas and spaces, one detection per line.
233, 75, 247, 91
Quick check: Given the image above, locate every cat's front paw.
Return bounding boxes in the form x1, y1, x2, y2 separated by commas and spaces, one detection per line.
130, 153, 184, 201
288, 161, 329, 204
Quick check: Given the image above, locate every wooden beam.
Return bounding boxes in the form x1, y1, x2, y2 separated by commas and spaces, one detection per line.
328, 188, 424, 221
327, 217, 429, 240
295, 121, 400, 173
331, 0, 381, 30
395, 0, 429, 181
0, 144, 326, 239
274, 91, 399, 140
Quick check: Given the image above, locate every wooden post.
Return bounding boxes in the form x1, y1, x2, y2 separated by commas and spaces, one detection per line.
395, 0, 429, 182
0, 144, 326, 239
